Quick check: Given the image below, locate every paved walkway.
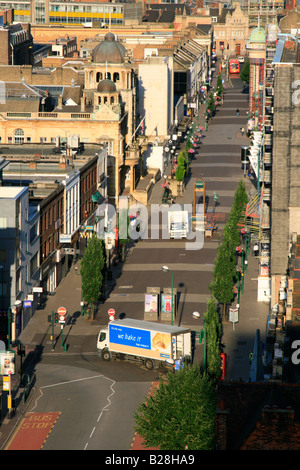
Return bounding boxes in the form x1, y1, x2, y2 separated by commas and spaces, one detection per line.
0, 70, 270, 450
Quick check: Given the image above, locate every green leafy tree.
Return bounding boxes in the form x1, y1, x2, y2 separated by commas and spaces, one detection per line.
207, 91, 215, 115
134, 364, 216, 450
80, 233, 105, 317
176, 151, 188, 181
209, 240, 236, 319
216, 73, 223, 97
204, 296, 221, 379
209, 180, 248, 318
240, 60, 250, 84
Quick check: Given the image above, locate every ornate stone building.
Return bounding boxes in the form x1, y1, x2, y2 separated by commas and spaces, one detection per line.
83, 32, 139, 201
0, 32, 140, 204
213, 2, 249, 57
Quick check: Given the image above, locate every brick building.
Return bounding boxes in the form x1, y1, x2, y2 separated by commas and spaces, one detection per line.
216, 382, 300, 449
0, 23, 33, 65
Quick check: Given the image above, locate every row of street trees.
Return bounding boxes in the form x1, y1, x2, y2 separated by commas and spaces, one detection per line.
209, 179, 248, 318
80, 235, 106, 317
134, 180, 249, 450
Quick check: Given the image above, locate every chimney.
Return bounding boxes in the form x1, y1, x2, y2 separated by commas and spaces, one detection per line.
81, 96, 85, 112
215, 399, 229, 450
57, 95, 63, 109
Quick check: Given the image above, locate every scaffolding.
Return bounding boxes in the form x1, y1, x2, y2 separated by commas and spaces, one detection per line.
243, 0, 284, 27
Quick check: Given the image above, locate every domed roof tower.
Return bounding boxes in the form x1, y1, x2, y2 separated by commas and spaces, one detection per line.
249, 27, 266, 44
92, 32, 127, 64
97, 78, 117, 93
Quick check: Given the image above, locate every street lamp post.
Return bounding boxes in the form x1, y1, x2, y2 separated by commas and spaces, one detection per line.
161, 265, 174, 326
75, 266, 84, 316
7, 300, 22, 351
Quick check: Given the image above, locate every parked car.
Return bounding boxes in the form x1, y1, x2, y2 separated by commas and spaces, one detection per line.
238, 56, 245, 63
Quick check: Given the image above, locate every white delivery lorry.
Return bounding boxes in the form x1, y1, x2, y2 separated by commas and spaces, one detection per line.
168, 210, 190, 239
97, 318, 192, 370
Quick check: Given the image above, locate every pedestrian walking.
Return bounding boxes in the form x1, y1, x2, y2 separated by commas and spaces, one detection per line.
253, 243, 259, 257
241, 127, 245, 136
236, 108, 240, 116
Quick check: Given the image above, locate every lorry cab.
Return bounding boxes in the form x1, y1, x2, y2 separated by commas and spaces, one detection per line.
97, 328, 108, 350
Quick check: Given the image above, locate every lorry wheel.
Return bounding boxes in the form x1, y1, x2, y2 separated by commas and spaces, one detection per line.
101, 349, 111, 361
145, 359, 154, 370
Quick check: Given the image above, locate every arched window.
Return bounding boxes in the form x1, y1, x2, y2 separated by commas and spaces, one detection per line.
113, 72, 120, 82
96, 72, 103, 82
110, 96, 114, 104
14, 128, 24, 144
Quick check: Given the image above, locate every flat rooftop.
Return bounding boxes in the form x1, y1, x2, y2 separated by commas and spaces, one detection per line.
0, 186, 27, 198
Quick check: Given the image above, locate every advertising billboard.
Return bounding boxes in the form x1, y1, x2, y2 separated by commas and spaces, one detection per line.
0, 351, 15, 375
144, 294, 158, 314
108, 323, 172, 359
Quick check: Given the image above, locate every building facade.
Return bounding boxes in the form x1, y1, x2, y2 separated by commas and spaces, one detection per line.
0, 0, 143, 26
0, 186, 40, 344
246, 26, 266, 124
213, 2, 249, 57
0, 23, 33, 66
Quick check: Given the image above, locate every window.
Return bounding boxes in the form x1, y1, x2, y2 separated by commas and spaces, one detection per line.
0, 282, 7, 297
30, 223, 38, 244
14, 128, 24, 144
16, 268, 21, 296
30, 252, 39, 276
0, 250, 7, 262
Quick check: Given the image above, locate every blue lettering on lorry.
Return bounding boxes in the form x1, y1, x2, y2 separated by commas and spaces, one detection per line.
109, 324, 151, 350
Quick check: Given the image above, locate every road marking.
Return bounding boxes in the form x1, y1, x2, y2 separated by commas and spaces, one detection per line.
5, 412, 61, 450
122, 263, 214, 271
84, 380, 116, 450
39, 374, 104, 389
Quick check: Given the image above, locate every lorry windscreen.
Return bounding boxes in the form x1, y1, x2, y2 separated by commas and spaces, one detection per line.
100, 332, 106, 342
171, 222, 185, 230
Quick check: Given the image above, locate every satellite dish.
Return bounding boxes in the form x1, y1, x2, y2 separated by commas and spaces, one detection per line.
192, 311, 200, 318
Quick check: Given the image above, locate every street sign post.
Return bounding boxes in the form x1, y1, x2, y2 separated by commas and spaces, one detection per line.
57, 307, 67, 316
57, 307, 67, 350
108, 308, 115, 321
229, 307, 239, 330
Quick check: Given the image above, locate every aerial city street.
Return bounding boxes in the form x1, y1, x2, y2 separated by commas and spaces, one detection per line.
0, 0, 300, 453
